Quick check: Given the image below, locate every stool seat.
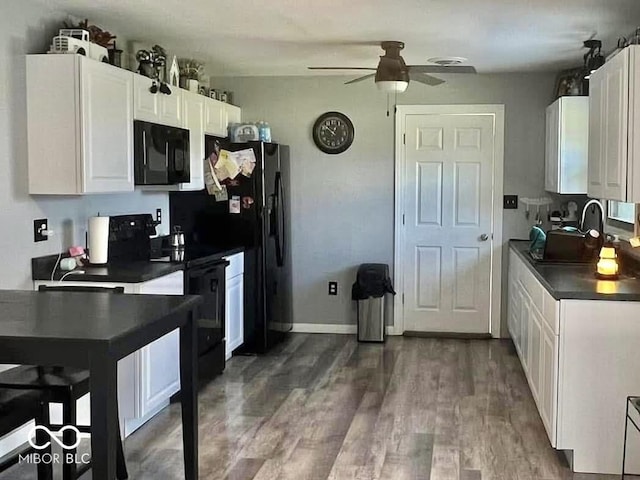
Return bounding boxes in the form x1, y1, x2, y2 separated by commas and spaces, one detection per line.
0, 365, 89, 393
0, 388, 43, 436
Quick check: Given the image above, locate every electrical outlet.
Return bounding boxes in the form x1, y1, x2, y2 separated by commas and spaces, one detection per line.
328, 281, 338, 296
156, 208, 162, 224
34, 219, 48, 242
503, 195, 518, 210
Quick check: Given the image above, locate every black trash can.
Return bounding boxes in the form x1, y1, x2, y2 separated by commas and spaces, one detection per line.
352, 264, 395, 343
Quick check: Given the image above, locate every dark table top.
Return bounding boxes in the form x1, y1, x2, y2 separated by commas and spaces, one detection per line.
0, 290, 201, 344
510, 240, 640, 301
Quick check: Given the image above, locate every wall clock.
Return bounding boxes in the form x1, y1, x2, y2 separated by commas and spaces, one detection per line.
312, 112, 355, 154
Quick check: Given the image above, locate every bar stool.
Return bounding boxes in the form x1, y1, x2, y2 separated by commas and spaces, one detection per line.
0, 388, 52, 479
622, 395, 640, 479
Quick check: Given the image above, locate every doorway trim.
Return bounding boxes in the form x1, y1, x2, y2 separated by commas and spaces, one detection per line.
393, 104, 505, 338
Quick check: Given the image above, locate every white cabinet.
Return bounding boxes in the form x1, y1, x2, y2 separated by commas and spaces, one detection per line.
180, 91, 205, 191
545, 96, 589, 194
204, 98, 226, 136
26, 55, 134, 194
133, 74, 183, 127
508, 250, 559, 447
33, 271, 183, 437
587, 46, 640, 201
226, 104, 242, 126
224, 252, 244, 359
203, 97, 240, 137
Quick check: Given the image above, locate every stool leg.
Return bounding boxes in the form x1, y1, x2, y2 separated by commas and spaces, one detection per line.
116, 411, 128, 479
36, 402, 53, 480
62, 394, 77, 480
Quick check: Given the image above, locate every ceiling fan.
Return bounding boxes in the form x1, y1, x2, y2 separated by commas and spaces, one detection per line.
308, 41, 477, 92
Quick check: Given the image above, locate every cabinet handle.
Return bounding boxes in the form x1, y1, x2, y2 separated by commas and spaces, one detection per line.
142, 130, 148, 183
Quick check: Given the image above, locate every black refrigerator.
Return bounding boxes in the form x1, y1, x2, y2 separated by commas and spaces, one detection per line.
169, 139, 292, 354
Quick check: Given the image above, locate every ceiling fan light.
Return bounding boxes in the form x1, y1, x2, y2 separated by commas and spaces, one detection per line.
376, 80, 408, 93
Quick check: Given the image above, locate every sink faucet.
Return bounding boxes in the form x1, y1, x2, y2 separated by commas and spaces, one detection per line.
580, 199, 605, 233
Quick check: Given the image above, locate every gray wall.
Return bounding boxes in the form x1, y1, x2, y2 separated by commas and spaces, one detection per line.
0, 1, 170, 290
210, 73, 556, 330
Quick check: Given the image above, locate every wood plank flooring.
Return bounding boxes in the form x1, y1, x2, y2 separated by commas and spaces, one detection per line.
0, 334, 629, 479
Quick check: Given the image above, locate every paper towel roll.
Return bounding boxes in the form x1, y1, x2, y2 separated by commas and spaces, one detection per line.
89, 216, 110, 265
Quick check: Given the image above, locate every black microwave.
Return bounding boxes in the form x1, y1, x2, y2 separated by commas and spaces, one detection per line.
134, 121, 190, 185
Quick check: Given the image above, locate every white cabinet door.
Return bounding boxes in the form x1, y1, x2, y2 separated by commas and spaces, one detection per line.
588, 68, 605, 199
180, 91, 205, 191
204, 98, 225, 136
540, 322, 558, 446
133, 73, 183, 127
159, 88, 183, 127
225, 274, 244, 359
602, 50, 630, 201
520, 291, 530, 373
225, 104, 241, 126
545, 100, 560, 192
529, 305, 543, 401
133, 74, 159, 123
135, 272, 183, 419
80, 58, 134, 193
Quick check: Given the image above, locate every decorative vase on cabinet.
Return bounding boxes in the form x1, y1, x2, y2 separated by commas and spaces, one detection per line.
545, 96, 589, 194
26, 55, 134, 194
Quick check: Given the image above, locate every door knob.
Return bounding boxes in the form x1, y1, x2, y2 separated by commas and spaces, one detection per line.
480, 233, 490, 241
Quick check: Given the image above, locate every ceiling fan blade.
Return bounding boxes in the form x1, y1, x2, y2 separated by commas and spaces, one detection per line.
408, 65, 477, 74
409, 72, 445, 86
308, 67, 377, 71
345, 74, 375, 85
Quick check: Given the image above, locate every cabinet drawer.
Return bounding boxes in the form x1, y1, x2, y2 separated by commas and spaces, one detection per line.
542, 288, 559, 335
225, 252, 244, 278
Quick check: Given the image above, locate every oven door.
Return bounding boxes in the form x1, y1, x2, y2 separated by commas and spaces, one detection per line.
186, 261, 228, 355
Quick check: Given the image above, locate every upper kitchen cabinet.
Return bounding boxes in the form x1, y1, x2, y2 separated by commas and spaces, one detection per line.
180, 90, 205, 191
226, 104, 241, 126
545, 96, 589, 194
587, 45, 640, 201
27, 55, 134, 194
204, 97, 241, 137
204, 98, 225, 135
133, 74, 183, 127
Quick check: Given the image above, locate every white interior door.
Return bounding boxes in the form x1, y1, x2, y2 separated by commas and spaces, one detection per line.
400, 110, 500, 334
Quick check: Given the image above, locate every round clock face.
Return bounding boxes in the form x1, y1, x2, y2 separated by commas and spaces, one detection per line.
312, 112, 355, 154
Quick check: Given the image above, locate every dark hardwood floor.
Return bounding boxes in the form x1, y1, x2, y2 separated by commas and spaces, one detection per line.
1, 334, 627, 479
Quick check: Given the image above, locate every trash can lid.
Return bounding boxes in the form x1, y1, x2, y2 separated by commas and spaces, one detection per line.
352, 263, 395, 300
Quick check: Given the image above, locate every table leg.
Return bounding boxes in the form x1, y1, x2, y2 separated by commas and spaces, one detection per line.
180, 311, 198, 480
62, 392, 77, 480
90, 351, 118, 480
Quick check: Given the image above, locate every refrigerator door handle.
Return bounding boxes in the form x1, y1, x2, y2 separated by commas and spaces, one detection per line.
275, 171, 285, 267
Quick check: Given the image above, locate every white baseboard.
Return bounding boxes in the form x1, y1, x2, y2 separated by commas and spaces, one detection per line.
290, 323, 399, 335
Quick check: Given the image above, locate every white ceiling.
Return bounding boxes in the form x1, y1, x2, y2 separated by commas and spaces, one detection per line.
41, 0, 640, 76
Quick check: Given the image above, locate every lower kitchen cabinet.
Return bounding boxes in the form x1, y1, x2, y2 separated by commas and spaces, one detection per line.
225, 252, 244, 359
508, 247, 640, 474
32, 271, 183, 437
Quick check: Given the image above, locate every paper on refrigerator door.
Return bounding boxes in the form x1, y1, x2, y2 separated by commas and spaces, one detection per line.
214, 150, 240, 182
204, 152, 223, 197
233, 149, 257, 177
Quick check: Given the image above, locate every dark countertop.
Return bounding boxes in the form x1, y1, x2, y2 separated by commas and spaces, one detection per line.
510, 240, 640, 301
32, 246, 244, 284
